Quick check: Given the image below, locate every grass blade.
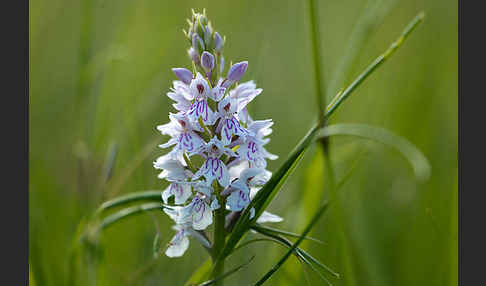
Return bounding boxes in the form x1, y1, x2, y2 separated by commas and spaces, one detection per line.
327, 0, 399, 99
219, 12, 424, 262
99, 202, 163, 230
95, 190, 162, 215
320, 123, 431, 181
184, 258, 212, 286
251, 225, 324, 244
253, 201, 330, 285
252, 224, 338, 284
198, 256, 255, 286
325, 12, 425, 117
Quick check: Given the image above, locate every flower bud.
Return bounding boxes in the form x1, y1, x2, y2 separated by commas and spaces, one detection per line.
204, 25, 212, 48
219, 55, 225, 75
214, 32, 223, 52
188, 47, 200, 64
227, 61, 248, 82
192, 34, 205, 53
201, 52, 215, 73
172, 68, 193, 84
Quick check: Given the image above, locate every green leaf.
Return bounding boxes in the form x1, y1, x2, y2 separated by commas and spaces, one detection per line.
152, 232, 161, 259
99, 202, 163, 230
320, 124, 431, 182
251, 225, 323, 244
184, 258, 212, 286
95, 190, 162, 215
326, 0, 399, 99
253, 202, 330, 285
197, 256, 254, 286
325, 12, 425, 117
219, 128, 316, 259
252, 226, 337, 284
218, 12, 424, 262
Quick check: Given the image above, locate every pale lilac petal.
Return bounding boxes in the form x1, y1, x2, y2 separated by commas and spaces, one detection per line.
227, 189, 250, 211
201, 51, 215, 73
166, 232, 189, 257
214, 31, 223, 52
172, 68, 193, 85
192, 200, 213, 230
227, 61, 248, 82
256, 211, 283, 224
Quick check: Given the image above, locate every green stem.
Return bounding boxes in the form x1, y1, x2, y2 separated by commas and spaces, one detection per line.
210, 184, 226, 285
307, 0, 326, 126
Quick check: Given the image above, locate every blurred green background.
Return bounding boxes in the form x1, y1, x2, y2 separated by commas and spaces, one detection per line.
29, 0, 457, 285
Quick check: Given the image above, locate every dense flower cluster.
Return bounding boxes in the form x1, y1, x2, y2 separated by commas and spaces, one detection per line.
154, 10, 280, 257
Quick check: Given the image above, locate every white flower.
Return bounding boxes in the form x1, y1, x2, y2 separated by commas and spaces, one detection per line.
166, 224, 190, 257
157, 113, 205, 157
153, 153, 191, 181
187, 73, 215, 125
225, 168, 265, 211
167, 80, 195, 113
179, 195, 213, 230
162, 182, 192, 205
215, 97, 250, 145
236, 120, 278, 168
193, 137, 236, 187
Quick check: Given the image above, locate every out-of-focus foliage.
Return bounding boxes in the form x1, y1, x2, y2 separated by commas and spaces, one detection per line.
29, 0, 457, 285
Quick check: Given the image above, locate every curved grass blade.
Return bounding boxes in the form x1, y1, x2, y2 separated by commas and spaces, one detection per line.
99, 202, 164, 230
198, 256, 255, 286
220, 12, 424, 262
254, 202, 330, 285
251, 225, 324, 244
320, 124, 431, 181
152, 232, 161, 258
95, 190, 162, 215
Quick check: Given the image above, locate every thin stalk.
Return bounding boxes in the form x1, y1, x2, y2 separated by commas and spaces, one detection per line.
306, 3, 337, 284
307, 0, 326, 126
210, 184, 227, 285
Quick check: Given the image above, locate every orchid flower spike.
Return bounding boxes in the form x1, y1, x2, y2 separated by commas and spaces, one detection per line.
155, 9, 280, 258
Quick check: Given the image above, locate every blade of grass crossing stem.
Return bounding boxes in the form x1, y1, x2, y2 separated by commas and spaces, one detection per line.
320, 124, 431, 181
198, 256, 255, 286
219, 130, 314, 259
219, 12, 424, 261
254, 202, 330, 285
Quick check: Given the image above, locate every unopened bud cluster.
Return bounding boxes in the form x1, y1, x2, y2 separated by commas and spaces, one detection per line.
185, 9, 225, 83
